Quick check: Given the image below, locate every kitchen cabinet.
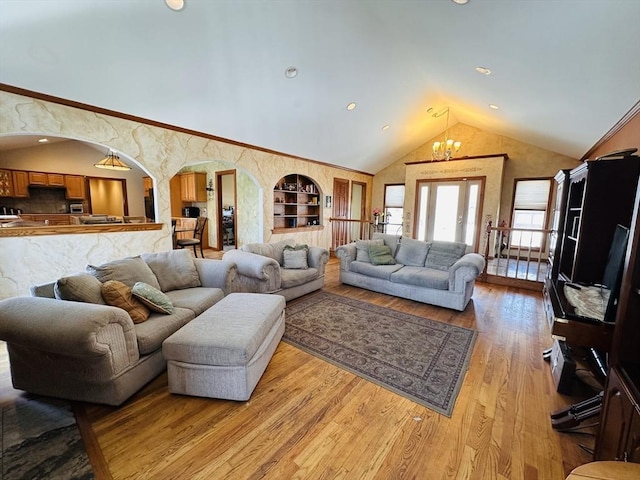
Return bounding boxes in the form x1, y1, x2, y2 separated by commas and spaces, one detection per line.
0, 169, 15, 197
19, 214, 71, 225
64, 175, 86, 199
29, 171, 65, 187
11, 171, 30, 198
180, 173, 207, 203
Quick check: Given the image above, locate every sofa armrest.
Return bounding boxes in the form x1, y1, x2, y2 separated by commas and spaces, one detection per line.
194, 258, 237, 293
0, 297, 139, 366
308, 246, 330, 275
448, 253, 486, 291
222, 249, 282, 293
335, 243, 356, 271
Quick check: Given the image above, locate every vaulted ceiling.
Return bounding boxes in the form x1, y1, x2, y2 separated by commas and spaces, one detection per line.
1, 0, 638, 173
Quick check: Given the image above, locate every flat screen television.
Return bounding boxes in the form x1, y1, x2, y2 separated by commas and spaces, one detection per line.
602, 224, 630, 323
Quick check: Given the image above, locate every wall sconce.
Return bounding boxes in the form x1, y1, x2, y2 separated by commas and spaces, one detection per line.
325, 195, 332, 208
206, 179, 214, 199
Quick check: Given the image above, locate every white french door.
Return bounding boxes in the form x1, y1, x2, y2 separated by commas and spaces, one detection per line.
416, 178, 482, 251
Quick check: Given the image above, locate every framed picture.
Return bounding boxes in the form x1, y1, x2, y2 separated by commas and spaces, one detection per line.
325, 195, 332, 208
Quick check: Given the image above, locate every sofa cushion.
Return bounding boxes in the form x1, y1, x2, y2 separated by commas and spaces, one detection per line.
349, 261, 404, 280
369, 245, 397, 266
280, 268, 319, 289
241, 239, 295, 265
54, 273, 106, 304
390, 266, 450, 290
141, 249, 201, 292
87, 256, 161, 290
101, 280, 151, 324
283, 247, 309, 269
372, 233, 402, 256
425, 241, 467, 271
355, 239, 384, 263
165, 287, 225, 316
394, 237, 430, 267
132, 281, 174, 314
135, 307, 195, 355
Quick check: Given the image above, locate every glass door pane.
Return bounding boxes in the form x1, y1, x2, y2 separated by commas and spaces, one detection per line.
465, 183, 479, 246
433, 185, 460, 241
415, 178, 483, 251
417, 184, 429, 241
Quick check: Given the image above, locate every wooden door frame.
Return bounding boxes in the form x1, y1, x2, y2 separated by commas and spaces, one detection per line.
215, 169, 237, 250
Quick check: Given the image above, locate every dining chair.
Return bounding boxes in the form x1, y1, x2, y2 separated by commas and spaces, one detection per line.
176, 216, 208, 258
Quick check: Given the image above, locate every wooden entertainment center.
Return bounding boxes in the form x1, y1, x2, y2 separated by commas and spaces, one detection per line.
543, 150, 640, 462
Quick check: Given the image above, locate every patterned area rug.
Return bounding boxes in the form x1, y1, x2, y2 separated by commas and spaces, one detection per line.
1, 394, 93, 480
284, 292, 477, 416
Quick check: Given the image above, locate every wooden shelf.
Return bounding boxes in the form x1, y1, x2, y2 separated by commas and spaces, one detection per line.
273, 174, 321, 230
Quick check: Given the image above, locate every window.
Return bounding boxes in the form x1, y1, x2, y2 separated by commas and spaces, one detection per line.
511, 179, 552, 248
383, 184, 404, 235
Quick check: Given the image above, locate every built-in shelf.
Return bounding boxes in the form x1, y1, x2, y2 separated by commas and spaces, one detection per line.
273, 174, 321, 230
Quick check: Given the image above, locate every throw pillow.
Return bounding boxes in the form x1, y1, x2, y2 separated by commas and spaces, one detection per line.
54, 274, 106, 304
87, 256, 161, 290
101, 280, 150, 324
132, 281, 174, 314
283, 248, 308, 269
355, 239, 384, 263
369, 244, 397, 266
141, 249, 201, 292
425, 241, 467, 271
372, 233, 402, 257
394, 237, 430, 266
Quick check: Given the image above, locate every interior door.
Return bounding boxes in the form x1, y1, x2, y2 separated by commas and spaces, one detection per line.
216, 169, 237, 250
416, 178, 482, 250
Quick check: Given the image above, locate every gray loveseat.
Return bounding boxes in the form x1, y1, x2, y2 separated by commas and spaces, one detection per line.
0, 249, 236, 405
223, 239, 330, 301
336, 233, 485, 311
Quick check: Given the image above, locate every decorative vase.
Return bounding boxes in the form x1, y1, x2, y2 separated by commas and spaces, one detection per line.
374, 216, 379, 225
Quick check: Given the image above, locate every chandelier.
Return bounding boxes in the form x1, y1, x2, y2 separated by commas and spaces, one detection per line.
94, 150, 131, 171
431, 107, 461, 161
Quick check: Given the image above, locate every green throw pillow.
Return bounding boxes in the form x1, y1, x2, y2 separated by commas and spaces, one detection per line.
369, 244, 396, 266
131, 281, 174, 314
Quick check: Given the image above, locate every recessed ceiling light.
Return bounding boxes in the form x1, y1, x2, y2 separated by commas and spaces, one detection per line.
489, 104, 500, 110
165, 0, 185, 11
38, 138, 48, 143
382, 125, 390, 131
452, 0, 469, 4
346, 102, 357, 111
475, 66, 492, 75
284, 66, 298, 78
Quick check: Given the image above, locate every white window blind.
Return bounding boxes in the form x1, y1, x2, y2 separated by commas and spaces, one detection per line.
514, 180, 551, 210
384, 185, 405, 207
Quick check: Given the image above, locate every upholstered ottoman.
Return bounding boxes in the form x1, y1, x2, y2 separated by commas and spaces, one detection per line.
162, 293, 285, 401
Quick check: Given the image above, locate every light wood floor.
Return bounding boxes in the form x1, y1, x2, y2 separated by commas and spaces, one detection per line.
3, 251, 601, 479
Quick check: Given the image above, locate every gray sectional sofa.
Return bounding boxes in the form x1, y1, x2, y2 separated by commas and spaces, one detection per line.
223, 239, 330, 301
0, 249, 237, 405
336, 233, 485, 311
